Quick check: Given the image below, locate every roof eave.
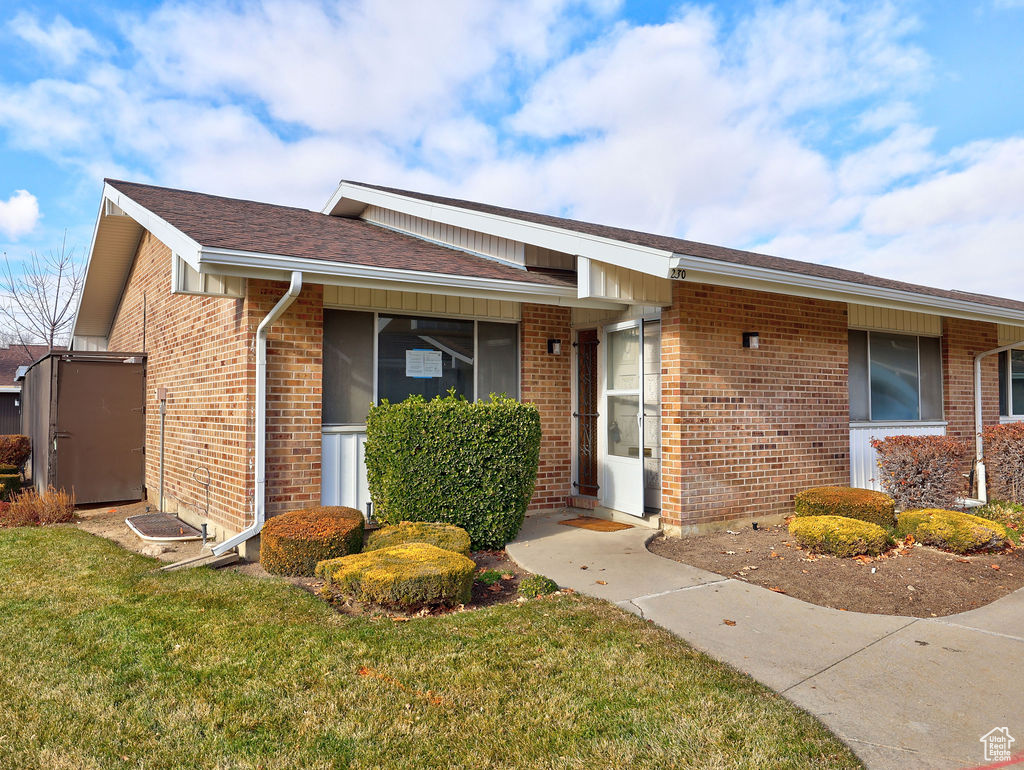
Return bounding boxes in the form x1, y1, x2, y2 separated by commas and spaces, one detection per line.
199, 247, 622, 309
672, 253, 1024, 326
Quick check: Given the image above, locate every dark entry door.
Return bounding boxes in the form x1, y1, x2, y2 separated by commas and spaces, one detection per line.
54, 359, 145, 504
575, 329, 599, 496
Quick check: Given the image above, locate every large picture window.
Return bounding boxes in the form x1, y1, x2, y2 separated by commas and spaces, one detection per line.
848, 329, 942, 422
323, 310, 519, 425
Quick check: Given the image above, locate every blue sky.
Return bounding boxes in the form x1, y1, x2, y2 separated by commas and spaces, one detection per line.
1, 0, 1023, 297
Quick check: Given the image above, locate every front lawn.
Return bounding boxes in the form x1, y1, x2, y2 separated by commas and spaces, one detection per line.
0, 527, 859, 769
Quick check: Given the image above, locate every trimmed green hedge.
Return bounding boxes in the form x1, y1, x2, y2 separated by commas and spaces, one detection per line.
365, 521, 472, 556
365, 393, 541, 550
793, 487, 896, 530
316, 543, 476, 609
789, 515, 894, 557
897, 509, 1010, 554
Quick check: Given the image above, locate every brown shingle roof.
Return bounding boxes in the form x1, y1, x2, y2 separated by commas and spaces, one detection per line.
106, 180, 574, 289
0, 345, 55, 386
346, 182, 1024, 314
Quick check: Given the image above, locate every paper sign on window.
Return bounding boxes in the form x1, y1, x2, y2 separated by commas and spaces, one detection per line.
406, 349, 443, 378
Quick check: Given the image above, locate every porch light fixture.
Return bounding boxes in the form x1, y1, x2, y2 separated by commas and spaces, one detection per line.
548, 338, 562, 355
742, 332, 760, 350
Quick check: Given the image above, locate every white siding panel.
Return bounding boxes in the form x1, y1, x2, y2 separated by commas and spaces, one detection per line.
584, 260, 671, 305
849, 422, 946, 490
321, 430, 369, 514
323, 285, 520, 321
848, 304, 942, 336
997, 324, 1024, 345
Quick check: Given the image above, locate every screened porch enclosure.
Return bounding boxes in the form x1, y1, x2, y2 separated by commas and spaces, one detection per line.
320, 308, 520, 513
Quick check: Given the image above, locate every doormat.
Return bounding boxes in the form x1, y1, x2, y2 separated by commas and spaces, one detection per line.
126, 513, 202, 542
559, 516, 634, 533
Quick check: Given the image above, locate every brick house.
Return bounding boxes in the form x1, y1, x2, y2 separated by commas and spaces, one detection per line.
72, 179, 1024, 556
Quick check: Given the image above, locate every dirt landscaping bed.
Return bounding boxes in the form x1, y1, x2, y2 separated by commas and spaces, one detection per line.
78, 502, 536, 616
649, 524, 1023, 617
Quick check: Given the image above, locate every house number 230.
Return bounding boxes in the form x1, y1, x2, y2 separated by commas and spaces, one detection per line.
669, 267, 687, 280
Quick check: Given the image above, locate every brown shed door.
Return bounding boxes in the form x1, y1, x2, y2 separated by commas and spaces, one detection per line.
54, 360, 145, 504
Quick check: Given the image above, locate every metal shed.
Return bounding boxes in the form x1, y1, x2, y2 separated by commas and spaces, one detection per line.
21, 351, 147, 504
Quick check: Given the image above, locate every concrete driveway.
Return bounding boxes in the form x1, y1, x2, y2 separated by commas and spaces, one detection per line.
507, 510, 1024, 770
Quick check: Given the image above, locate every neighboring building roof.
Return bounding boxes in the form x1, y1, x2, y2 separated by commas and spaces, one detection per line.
0, 345, 55, 387
104, 180, 574, 289
343, 182, 1024, 316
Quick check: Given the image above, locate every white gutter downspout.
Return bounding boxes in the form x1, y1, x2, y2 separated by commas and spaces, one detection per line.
974, 339, 1024, 504
213, 271, 303, 556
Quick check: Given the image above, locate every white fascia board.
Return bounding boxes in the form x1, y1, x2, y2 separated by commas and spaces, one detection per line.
70, 194, 110, 338
328, 183, 674, 279
673, 253, 1024, 326
199, 247, 625, 310
0, 385, 20, 393
103, 183, 203, 270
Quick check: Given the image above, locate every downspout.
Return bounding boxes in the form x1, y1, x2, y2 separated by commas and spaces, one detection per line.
973, 339, 1024, 504
212, 271, 303, 556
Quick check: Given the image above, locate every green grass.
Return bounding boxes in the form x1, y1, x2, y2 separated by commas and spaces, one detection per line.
0, 527, 861, 769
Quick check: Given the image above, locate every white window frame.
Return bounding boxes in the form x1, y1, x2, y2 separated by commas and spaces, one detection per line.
323, 309, 520, 428
850, 328, 944, 424
1001, 349, 1024, 419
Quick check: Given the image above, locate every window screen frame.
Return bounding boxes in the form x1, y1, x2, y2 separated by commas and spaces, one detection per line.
321, 309, 521, 427
848, 328, 944, 423
999, 348, 1024, 418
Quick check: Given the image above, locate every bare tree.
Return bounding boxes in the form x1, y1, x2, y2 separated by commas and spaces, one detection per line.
0, 231, 84, 353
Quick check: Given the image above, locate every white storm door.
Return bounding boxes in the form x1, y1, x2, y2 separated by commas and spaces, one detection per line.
602, 321, 645, 516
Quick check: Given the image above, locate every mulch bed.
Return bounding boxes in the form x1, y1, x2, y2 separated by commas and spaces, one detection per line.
649, 524, 1024, 617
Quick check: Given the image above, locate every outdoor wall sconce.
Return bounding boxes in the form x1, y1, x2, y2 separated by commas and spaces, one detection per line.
742, 331, 760, 349
548, 339, 562, 355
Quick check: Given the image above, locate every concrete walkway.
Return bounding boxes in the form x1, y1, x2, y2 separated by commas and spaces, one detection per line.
507, 510, 1024, 770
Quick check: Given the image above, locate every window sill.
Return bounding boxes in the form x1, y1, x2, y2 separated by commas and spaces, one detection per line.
849, 420, 948, 429
1000, 415, 1024, 424
322, 424, 367, 434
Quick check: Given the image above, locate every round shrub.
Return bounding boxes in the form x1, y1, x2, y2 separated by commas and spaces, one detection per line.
788, 515, 894, 557
260, 506, 364, 576
365, 394, 541, 550
0, 435, 30, 469
315, 543, 475, 609
897, 509, 1010, 554
519, 574, 559, 598
0, 474, 22, 502
365, 521, 472, 556
793, 487, 896, 529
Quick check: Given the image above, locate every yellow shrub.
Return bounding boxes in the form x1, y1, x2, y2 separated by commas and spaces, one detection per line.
794, 487, 896, 529
788, 515, 894, 557
260, 506, 364, 576
316, 543, 475, 609
897, 509, 1010, 554
365, 521, 472, 556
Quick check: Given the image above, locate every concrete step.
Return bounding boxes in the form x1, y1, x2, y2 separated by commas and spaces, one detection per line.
159, 551, 240, 572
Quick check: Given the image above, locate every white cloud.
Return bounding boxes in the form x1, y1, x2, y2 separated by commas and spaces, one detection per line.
0, 190, 40, 239
8, 13, 101, 67
0, 0, 1022, 299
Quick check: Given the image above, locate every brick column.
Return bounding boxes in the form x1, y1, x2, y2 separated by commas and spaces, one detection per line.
520, 303, 572, 510
942, 318, 999, 442
660, 282, 849, 534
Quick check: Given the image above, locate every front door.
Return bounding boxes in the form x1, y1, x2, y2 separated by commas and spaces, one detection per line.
574, 329, 599, 496
601, 319, 661, 516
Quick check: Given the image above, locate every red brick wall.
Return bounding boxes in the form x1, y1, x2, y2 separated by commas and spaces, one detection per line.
247, 280, 323, 519
521, 303, 572, 510
108, 233, 254, 534
660, 283, 849, 531
108, 235, 323, 534
942, 317, 999, 442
